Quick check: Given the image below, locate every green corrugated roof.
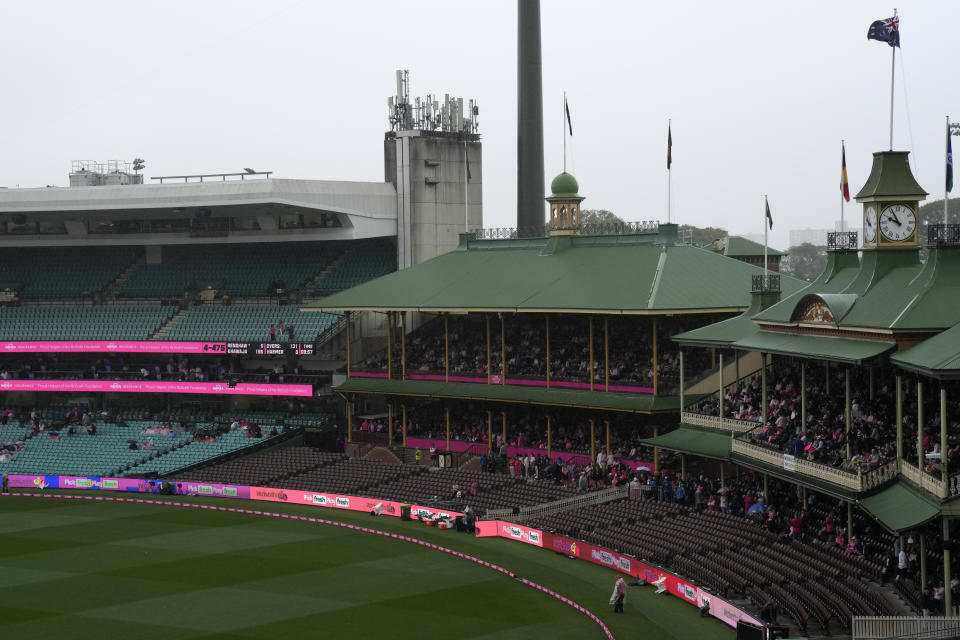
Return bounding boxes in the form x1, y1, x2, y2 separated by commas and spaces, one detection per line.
640, 427, 732, 459
336, 376, 697, 413
673, 291, 781, 347
854, 151, 928, 201
754, 248, 960, 331
859, 481, 940, 533
731, 331, 895, 363
306, 233, 806, 314
724, 236, 784, 258
891, 322, 960, 378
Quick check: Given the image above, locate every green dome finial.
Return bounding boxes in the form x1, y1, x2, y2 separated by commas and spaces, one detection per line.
550, 172, 580, 198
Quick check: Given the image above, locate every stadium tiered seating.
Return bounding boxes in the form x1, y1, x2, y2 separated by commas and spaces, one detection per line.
162, 305, 341, 342
279, 458, 421, 495
0, 421, 192, 477
176, 447, 346, 486
0, 246, 139, 299
118, 242, 339, 298
0, 305, 176, 340
519, 501, 899, 632
314, 238, 396, 296
123, 427, 284, 476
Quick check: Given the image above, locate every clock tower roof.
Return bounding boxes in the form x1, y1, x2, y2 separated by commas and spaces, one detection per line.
854, 150, 927, 202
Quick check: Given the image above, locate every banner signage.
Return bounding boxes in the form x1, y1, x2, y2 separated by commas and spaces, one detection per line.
0, 341, 314, 356
0, 379, 313, 397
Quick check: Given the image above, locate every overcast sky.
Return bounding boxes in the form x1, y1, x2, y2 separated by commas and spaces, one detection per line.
1, 0, 956, 249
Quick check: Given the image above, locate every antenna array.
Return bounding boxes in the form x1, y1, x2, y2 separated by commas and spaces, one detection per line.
388, 70, 479, 134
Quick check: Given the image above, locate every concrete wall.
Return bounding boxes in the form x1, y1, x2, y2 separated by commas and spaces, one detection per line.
386, 131, 482, 269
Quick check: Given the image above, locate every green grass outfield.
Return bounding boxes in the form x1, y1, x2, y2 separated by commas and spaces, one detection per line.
0, 492, 735, 640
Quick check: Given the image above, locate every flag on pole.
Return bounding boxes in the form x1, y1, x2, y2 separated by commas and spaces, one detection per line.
765, 198, 773, 230
841, 143, 850, 202
564, 97, 573, 136
867, 16, 900, 47
948, 133, 954, 193
667, 124, 672, 170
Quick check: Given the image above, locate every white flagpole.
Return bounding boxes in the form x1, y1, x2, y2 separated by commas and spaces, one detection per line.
888, 9, 897, 151
563, 91, 567, 173
668, 119, 672, 224
764, 195, 769, 276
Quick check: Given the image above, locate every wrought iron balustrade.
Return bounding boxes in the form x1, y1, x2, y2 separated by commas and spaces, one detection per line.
827, 231, 858, 250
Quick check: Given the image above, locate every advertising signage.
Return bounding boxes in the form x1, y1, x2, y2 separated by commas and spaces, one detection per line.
0, 379, 313, 397
0, 341, 315, 356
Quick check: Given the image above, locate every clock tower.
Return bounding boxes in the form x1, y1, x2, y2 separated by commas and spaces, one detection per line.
855, 151, 927, 249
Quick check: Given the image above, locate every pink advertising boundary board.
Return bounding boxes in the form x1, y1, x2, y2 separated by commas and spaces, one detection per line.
0, 341, 226, 354
0, 379, 313, 397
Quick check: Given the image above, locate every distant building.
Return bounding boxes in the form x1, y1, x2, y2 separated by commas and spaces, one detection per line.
710, 235, 784, 272
789, 220, 851, 248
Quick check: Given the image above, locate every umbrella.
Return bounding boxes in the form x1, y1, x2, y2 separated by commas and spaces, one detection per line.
748, 502, 768, 515
636, 465, 651, 472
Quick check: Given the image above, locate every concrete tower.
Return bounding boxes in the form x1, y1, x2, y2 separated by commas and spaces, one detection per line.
384, 71, 483, 269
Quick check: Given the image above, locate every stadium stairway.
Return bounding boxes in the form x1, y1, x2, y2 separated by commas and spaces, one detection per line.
101, 255, 146, 301
298, 247, 350, 299
150, 307, 189, 339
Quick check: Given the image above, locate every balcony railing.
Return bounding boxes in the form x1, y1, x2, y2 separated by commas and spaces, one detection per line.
731, 440, 898, 493
827, 231, 859, 250
751, 274, 780, 293
469, 220, 659, 240
681, 412, 759, 434
900, 461, 948, 498
928, 224, 960, 247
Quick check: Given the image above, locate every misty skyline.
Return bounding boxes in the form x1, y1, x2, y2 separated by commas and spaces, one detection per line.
1, 0, 956, 249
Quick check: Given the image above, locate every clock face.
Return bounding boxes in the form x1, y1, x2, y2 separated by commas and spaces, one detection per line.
864, 206, 877, 243
879, 204, 916, 242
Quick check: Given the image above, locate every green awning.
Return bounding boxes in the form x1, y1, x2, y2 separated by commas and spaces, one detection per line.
731, 331, 895, 363
337, 377, 695, 413
640, 427, 732, 460
859, 481, 940, 533
891, 323, 960, 379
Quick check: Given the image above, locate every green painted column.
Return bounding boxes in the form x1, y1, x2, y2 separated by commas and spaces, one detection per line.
761, 353, 768, 425
718, 352, 724, 419
941, 386, 949, 486
801, 361, 807, 431
896, 375, 903, 463
918, 380, 924, 469
845, 368, 851, 459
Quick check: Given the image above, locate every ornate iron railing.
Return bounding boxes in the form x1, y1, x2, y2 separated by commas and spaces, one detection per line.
469, 220, 659, 240
579, 220, 659, 235
928, 224, 960, 246
731, 440, 898, 493
681, 412, 758, 434
827, 231, 859, 250
751, 274, 780, 293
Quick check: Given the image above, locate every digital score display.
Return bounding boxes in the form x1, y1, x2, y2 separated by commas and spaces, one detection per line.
224, 343, 315, 356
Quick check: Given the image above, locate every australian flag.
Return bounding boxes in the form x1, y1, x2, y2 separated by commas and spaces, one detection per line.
868, 16, 900, 48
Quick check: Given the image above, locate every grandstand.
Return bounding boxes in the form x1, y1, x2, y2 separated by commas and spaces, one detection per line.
162, 305, 342, 342
3, 114, 960, 638
0, 305, 176, 340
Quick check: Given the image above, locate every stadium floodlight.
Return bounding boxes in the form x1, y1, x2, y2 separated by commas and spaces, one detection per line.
132, 158, 145, 174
